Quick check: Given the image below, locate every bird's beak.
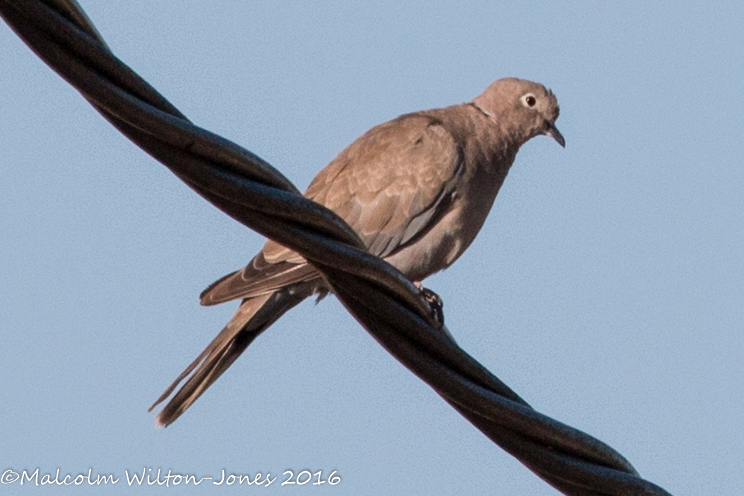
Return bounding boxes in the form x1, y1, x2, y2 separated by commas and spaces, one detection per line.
544, 121, 565, 148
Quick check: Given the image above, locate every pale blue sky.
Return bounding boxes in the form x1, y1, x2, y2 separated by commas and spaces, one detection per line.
1, 2, 743, 494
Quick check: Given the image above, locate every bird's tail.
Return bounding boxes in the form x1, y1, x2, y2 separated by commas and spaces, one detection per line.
149, 286, 310, 427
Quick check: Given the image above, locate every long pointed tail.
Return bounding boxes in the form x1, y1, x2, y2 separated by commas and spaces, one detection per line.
149, 285, 311, 427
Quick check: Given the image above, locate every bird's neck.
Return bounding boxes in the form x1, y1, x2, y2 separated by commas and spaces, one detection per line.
465, 102, 521, 170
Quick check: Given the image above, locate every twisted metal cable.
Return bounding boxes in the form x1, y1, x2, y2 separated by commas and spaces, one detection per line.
1, 2, 672, 494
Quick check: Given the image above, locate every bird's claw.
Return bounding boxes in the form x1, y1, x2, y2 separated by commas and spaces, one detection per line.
414, 282, 444, 326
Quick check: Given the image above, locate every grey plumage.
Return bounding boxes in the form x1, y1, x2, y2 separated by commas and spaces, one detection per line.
150, 77, 564, 426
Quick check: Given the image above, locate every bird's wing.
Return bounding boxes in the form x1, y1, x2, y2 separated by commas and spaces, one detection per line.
200, 112, 464, 306
199, 253, 318, 306
307, 113, 465, 258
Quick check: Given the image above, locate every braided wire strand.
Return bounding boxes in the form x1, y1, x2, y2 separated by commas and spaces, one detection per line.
0, 2, 672, 494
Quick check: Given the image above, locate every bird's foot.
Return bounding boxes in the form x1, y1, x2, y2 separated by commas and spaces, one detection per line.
414, 281, 444, 326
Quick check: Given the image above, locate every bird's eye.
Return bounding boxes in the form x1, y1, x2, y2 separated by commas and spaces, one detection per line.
522, 94, 537, 107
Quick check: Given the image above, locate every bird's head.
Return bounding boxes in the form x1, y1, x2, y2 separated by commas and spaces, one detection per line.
472, 78, 564, 147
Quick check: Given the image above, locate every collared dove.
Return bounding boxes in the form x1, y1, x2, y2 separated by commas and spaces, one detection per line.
150, 77, 564, 426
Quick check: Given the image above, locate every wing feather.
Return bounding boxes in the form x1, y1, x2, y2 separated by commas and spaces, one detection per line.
200, 111, 464, 305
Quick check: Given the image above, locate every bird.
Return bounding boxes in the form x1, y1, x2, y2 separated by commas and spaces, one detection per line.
149, 77, 564, 426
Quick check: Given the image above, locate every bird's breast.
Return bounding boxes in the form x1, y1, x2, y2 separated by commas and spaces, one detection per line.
384, 160, 510, 282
